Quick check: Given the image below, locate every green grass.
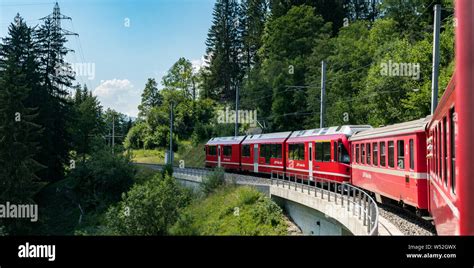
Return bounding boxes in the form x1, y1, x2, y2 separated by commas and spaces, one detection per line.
170, 186, 289, 235
130, 141, 206, 168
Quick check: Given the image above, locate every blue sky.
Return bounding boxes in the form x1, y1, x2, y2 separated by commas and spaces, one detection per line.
0, 0, 215, 117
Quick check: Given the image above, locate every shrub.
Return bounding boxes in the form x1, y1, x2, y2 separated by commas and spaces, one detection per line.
70, 148, 136, 210
201, 168, 225, 195
161, 163, 173, 178
105, 174, 191, 235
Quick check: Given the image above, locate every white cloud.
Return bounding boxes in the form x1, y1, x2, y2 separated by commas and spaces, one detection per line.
191, 55, 208, 73
93, 79, 140, 117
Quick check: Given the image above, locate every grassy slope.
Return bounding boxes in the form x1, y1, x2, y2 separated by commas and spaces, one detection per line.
173, 186, 289, 235
131, 141, 206, 168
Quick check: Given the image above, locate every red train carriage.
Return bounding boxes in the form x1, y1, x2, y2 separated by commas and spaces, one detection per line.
427, 77, 460, 235
349, 118, 430, 211
205, 136, 246, 170
285, 126, 371, 182
240, 132, 292, 174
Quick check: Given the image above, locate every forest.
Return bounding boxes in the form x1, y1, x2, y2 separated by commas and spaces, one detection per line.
0, 0, 454, 235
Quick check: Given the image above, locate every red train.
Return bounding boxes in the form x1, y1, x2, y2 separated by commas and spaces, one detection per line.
205, 0, 473, 235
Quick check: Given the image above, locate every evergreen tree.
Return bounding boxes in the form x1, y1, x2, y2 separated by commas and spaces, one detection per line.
0, 15, 43, 205
138, 78, 162, 118
204, 0, 242, 102
33, 12, 75, 182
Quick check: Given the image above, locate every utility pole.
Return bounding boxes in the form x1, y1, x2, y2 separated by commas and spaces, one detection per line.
169, 102, 174, 164
235, 81, 239, 137
112, 114, 115, 155
431, 4, 441, 114
320, 61, 326, 128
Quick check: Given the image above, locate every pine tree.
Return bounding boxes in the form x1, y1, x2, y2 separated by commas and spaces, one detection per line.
138, 78, 162, 118
0, 15, 43, 205
33, 13, 75, 182
204, 0, 242, 102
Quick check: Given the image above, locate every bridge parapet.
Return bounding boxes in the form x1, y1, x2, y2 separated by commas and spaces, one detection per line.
270, 171, 379, 236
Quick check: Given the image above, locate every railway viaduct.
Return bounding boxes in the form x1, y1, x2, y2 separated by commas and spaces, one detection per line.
136, 163, 403, 236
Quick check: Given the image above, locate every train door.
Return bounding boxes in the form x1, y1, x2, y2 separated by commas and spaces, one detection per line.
218, 145, 221, 167
253, 144, 259, 172
308, 142, 313, 180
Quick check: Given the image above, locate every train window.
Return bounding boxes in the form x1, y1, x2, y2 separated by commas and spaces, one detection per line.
450, 108, 456, 193
366, 143, 371, 165
223, 146, 232, 157
361, 144, 365, 164
380, 142, 386, 167
356, 144, 360, 164
323, 142, 331, 161
443, 117, 448, 186
272, 144, 282, 159
352, 145, 354, 163
260, 144, 271, 163
434, 128, 438, 178
242, 145, 250, 157
397, 140, 405, 169
438, 124, 442, 179
337, 142, 350, 164
289, 143, 305, 160
208, 146, 217, 156
315, 142, 331, 162
373, 142, 378, 166
409, 139, 414, 170
388, 141, 394, 168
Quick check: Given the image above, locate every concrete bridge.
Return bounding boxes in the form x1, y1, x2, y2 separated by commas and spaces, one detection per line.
135, 163, 402, 236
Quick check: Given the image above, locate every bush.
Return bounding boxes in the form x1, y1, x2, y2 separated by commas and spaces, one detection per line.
105, 174, 191, 235
170, 186, 288, 235
200, 168, 225, 195
70, 148, 136, 211
161, 163, 173, 178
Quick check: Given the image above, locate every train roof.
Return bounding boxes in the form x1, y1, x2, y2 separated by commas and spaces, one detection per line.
349, 116, 432, 141
288, 125, 372, 140
241, 131, 292, 144
206, 135, 246, 145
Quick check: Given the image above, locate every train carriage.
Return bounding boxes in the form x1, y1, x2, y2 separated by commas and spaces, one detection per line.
285, 126, 371, 182
240, 132, 292, 174
349, 118, 431, 211
205, 136, 246, 170
427, 77, 460, 235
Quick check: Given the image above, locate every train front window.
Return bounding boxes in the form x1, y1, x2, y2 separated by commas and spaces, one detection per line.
388, 141, 394, 168
397, 140, 405, 169
337, 142, 350, 164
242, 144, 250, 157
209, 146, 217, 156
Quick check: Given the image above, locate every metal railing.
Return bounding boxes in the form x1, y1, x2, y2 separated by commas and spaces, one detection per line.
270, 170, 379, 236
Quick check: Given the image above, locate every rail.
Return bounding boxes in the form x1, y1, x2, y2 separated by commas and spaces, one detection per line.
270, 170, 379, 235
